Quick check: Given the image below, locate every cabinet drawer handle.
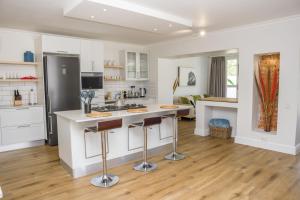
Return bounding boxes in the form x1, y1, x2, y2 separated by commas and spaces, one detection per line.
17, 124, 31, 128
56, 50, 68, 54
15, 107, 29, 110
49, 116, 53, 134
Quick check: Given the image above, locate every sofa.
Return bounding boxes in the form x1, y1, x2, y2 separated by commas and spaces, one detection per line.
174, 95, 201, 119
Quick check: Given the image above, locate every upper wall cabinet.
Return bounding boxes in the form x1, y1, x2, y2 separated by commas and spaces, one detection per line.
80, 39, 104, 73
42, 35, 81, 54
121, 51, 149, 81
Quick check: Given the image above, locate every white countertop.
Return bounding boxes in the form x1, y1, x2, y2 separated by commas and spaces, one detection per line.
55, 104, 191, 123
0, 104, 43, 109
54, 104, 190, 123
197, 100, 239, 108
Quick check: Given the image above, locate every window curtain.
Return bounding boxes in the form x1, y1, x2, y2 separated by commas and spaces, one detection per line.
209, 56, 226, 97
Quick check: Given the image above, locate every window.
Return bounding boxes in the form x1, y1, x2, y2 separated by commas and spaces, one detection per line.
226, 57, 238, 98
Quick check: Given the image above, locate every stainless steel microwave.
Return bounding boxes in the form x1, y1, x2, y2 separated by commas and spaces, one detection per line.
81, 72, 103, 90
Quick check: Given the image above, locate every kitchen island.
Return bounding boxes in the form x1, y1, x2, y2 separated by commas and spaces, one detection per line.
55, 104, 190, 178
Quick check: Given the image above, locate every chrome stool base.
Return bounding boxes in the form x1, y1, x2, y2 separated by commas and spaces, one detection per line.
90, 174, 119, 188
165, 152, 185, 161
134, 162, 157, 172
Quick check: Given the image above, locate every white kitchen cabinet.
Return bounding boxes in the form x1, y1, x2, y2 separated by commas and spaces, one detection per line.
84, 131, 108, 158
0, 106, 46, 146
2, 124, 44, 145
0, 107, 44, 127
128, 126, 144, 150
122, 51, 149, 81
80, 39, 104, 72
160, 118, 174, 140
42, 35, 81, 54
139, 52, 149, 79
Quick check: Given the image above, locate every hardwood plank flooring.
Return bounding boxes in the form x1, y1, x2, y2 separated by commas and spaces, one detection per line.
0, 120, 300, 200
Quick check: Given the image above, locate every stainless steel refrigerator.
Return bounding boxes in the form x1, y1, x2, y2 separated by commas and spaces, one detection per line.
43, 54, 81, 146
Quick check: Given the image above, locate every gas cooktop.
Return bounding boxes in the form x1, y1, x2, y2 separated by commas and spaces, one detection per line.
92, 104, 146, 112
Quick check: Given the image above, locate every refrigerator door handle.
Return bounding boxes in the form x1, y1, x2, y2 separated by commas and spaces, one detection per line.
48, 95, 52, 113
48, 115, 53, 134
91, 61, 95, 71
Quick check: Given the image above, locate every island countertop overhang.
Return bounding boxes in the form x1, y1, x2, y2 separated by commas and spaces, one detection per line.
54, 104, 192, 123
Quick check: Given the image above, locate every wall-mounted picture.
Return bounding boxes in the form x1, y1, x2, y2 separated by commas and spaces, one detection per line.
178, 67, 196, 86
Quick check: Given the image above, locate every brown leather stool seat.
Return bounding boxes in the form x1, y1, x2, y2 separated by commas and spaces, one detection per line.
129, 116, 162, 172
85, 118, 122, 188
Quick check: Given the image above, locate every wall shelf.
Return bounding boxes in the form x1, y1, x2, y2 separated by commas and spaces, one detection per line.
104, 65, 124, 69
0, 61, 38, 66
104, 79, 125, 81
0, 79, 39, 82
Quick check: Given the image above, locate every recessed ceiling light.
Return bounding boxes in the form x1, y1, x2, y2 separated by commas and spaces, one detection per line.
168, 24, 173, 28
153, 28, 158, 32
90, 15, 95, 19
199, 30, 206, 37
103, 8, 107, 12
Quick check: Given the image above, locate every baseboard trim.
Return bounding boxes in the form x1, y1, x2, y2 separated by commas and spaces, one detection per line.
295, 143, 300, 155
235, 136, 297, 155
61, 143, 172, 178
0, 140, 45, 152
194, 128, 210, 136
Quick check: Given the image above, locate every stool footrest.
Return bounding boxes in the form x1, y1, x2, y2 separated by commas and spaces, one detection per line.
162, 114, 176, 119
128, 122, 144, 128
84, 126, 97, 133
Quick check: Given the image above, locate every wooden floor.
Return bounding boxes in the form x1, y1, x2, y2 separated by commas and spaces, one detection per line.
0, 121, 300, 200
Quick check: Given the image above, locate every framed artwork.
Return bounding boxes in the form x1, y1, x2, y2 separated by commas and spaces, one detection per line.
178, 67, 196, 86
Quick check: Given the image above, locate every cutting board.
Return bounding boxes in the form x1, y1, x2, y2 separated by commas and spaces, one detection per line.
127, 108, 148, 113
86, 111, 112, 118
160, 105, 179, 109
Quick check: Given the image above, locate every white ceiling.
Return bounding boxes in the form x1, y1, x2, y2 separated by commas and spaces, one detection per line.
0, 0, 300, 44
64, 0, 192, 34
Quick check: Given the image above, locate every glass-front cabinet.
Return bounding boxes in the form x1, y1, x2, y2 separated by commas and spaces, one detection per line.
126, 52, 137, 79
124, 51, 149, 81
139, 53, 148, 79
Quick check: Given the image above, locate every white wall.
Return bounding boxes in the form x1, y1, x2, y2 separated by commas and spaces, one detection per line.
0, 28, 151, 106
149, 16, 300, 154
296, 49, 300, 150
0, 29, 40, 60
102, 41, 153, 99
0, 29, 40, 105
157, 56, 208, 104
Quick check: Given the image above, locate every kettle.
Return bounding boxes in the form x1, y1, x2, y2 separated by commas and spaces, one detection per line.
139, 88, 147, 97
114, 93, 124, 107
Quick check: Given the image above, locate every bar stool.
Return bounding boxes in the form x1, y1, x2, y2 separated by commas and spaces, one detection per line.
129, 116, 162, 172
163, 109, 190, 161
85, 118, 122, 188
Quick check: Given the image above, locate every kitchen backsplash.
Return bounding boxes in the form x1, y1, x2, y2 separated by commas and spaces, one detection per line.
0, 82, 155, 106
91, 89, 105, 105
0, 63, 38, 106
104, 80, 149, 97
0, 82, 37, 106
